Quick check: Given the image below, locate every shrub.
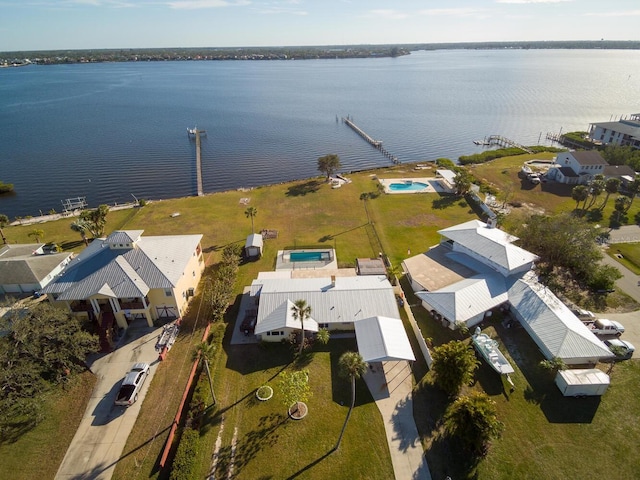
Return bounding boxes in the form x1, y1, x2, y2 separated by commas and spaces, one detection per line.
169, 428, 199, 480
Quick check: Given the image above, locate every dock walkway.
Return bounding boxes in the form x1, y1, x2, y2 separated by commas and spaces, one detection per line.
188, 128, 206, 197
487, 135, 533, 154
342, 116, 400, 164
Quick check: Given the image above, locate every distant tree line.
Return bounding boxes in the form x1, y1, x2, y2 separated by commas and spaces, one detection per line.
0, 45, 410, 66
4, 40, 640, 66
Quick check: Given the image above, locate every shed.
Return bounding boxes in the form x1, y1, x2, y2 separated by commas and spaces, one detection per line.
245, 233, 263, 258
555, 369, 610, 397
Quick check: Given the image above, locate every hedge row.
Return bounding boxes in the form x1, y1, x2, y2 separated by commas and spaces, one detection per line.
169, 428, 200, 480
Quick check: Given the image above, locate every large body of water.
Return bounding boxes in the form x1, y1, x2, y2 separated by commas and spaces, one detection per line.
1, 49, 639, 219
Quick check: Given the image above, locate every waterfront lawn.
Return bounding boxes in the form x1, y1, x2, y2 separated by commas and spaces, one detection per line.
2, 208, 140, 251
471, 153, 640, 229
0, 371, 96, 480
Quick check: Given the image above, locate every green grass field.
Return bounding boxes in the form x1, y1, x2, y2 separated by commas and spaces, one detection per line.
2, 157, 640, 480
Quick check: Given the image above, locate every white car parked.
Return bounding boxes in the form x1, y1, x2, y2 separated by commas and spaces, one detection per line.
114, 363, 150, 406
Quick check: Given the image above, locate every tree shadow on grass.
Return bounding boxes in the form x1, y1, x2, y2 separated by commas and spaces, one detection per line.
431, 195, 460, 210
427, 434, 481, 480
500, 325, 601, 423
211, 413, 288, 478
285, 180, 322, 197
317, 223, 369, 243
412, 374, 450, 442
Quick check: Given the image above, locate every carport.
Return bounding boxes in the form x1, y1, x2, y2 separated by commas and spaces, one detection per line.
354, 316, 415, 363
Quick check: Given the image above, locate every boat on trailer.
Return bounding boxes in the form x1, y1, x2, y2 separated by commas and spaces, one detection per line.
472, 327, 514, 375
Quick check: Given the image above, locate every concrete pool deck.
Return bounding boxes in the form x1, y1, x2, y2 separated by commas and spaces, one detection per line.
378, 177, 449, 194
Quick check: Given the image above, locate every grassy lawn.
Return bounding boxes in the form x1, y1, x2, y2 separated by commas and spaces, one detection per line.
0, 371, 96, 480
193, 340, 394, 480
4, 156, 640, 479
607, 242, 640, 275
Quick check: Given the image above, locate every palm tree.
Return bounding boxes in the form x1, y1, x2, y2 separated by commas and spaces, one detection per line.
0, 213, 9, 244
70, 220, 90, 246
244, 206, 258, 233
587, 177, 605, 209
602, 178, 621, 210
334, 351, 368, 451
28, 229, 45, 243
193, 341, 217, 405
625, 176, 640, 211
614, 195, 630, 222
571, 185, 588, 212
291, 299, 312, 356
443, 393, 504, 457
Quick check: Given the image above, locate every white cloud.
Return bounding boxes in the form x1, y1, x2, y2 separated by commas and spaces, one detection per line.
496, 0, 573, 4
419, 8, 484, 16
366, 9, 409, 20
167, 0, 250, 9
583, 9, 640, 17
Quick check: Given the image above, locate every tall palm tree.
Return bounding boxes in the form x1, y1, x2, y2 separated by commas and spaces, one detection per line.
602, 178, 621, 210
587, 177, 605, 209
70, 220, 90, 246
244, 206, 258, 233
614, 195, 630, 222
334, 351, 368, 451
193, 341, 217, 405
0, 213, 8, 244
571, 185, 588, 212
625, 176, 640, 211
291, 299, 312, 356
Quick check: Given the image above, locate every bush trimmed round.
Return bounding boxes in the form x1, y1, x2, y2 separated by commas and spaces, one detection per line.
256, 385, 273, 401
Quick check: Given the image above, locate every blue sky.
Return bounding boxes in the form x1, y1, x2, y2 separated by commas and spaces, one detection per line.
1, 0, 639, 52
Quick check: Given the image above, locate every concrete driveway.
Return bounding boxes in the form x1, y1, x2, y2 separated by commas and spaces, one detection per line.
55, 320, 162, 480
364, 360, 432, 480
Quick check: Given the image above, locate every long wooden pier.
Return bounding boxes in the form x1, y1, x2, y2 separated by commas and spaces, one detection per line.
188, 127, 206, 196
342, 116, 400, 164
487, 135, 533, 154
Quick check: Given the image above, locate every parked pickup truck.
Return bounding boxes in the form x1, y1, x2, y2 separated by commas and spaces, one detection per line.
583, 318, 625, 337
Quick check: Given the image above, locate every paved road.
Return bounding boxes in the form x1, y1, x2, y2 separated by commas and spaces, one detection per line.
55, 321, 162, 480
600, 244, 640, 350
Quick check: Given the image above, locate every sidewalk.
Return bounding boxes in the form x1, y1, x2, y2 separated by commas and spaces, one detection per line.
363, 360, 432, 480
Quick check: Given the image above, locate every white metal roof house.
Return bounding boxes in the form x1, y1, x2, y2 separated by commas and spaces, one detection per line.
0, 243, 73, 295
41, 230, 204, 332
546, 151, 609, 185
588, 114, 640, 150
250, 274, 415, 362
404, 219, 612, 365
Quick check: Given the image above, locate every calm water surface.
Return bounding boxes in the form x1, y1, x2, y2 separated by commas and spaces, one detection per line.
1, 49, 639, 218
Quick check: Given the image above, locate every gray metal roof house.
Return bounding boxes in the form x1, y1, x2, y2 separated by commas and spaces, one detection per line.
41, 230, 204, 337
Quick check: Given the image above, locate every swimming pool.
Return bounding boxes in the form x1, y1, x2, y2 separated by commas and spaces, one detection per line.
290, 251, 330, 262
388, 181, 429, 192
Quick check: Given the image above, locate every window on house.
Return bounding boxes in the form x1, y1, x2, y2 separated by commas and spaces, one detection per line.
319, 323, 329, 329
165, 289, 172, 296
